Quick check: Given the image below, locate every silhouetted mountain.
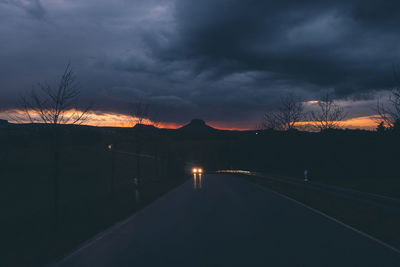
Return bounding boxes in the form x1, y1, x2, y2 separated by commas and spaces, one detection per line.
178, 119, 217, 133
173, 119, 219, 139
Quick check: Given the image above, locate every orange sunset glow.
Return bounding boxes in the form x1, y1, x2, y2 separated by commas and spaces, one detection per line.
1, 109, 183, 129
296, 115, 380, 131
1, 109, 380, 130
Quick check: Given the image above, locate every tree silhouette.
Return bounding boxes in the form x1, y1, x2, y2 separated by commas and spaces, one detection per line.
129, 100, 150, 127
309, 92, 347, 131
19, 64, 90, 232
20, 64, 89, 125
376, 121, 386, 133
128, 100, 153, 188
376, 65, 400, 130
261, 93, 304, 131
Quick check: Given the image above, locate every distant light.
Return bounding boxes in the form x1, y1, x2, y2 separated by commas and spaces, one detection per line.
192, 168, 198, 173
198, 168, 203, 173
216, 170, 251, 174
108, 144, 113, 150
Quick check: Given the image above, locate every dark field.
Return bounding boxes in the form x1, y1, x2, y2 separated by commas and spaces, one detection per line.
1, 125, 185, 267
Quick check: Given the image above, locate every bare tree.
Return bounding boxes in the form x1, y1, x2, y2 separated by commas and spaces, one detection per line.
128, 100, 153, 189
129, 100, 164, 179
129, 100, 150, 127
19, 64, 89, 125
309, 92, 347, 131
261, 93, 304, 130
18, 64, 90, 231
376, 66, 400, 129
261, 112, 284, 131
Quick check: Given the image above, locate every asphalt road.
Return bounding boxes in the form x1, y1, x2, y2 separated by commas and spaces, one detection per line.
53, 174, 400, 267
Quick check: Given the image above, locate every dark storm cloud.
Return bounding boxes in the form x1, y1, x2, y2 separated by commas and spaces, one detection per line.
1, 0, 400, 126
156, 0, 400, 95
0, 0, 46, 19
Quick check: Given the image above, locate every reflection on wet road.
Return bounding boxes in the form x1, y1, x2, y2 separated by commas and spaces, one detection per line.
54, 174, 400, 267
192, 173, 203, 190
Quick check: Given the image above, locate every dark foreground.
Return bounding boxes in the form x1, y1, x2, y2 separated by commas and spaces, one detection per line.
52, 174, 400, 267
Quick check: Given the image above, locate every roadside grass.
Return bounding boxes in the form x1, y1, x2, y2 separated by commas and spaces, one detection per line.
2, 139, 186, 267
239, 174, 400, 250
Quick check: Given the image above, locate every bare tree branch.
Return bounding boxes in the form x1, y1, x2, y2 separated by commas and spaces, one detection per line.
18, 63, 90, 126
129, 100, 151, 127
376, 66, 400, 128
261, 93, 304, 131
309, 91, 347, 131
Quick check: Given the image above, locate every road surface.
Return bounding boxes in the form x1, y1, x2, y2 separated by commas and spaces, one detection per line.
53, 174, 400, 267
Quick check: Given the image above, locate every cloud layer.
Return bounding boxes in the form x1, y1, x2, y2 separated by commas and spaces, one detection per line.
1, 0, 400, 127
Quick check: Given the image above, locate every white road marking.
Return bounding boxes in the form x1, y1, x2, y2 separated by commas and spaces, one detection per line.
250, 181, 400, 255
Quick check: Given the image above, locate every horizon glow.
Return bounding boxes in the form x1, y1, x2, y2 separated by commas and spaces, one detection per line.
0, 109, 381, 131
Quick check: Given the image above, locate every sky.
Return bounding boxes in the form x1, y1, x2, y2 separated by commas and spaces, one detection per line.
1, 0, 400, 129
